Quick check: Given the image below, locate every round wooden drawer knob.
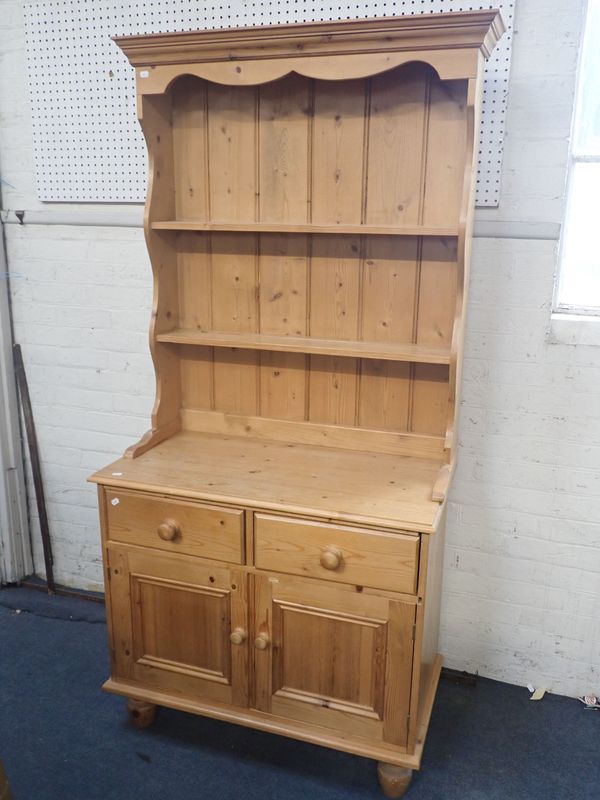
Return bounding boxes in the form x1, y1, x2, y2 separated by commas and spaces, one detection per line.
254, 632, 270, 651
230, 628, 247, 646
320, 545, 342, 570
157, 518, 180, 541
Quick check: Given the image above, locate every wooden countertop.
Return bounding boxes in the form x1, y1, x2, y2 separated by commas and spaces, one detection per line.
90, 431, 444, 533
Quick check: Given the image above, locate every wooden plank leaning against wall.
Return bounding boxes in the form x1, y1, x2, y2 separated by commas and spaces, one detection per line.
89, 12, 504, 798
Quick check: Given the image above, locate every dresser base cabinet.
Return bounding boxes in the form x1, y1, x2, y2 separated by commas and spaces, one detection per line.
90, 11, 503, 796
95, 472, 446, 796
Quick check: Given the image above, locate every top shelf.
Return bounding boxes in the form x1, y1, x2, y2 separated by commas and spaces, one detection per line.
151, 220, 459, 237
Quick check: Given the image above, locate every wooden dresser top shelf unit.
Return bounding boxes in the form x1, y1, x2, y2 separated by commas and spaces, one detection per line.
90, 430, 444, 533
85, 5, 508, 560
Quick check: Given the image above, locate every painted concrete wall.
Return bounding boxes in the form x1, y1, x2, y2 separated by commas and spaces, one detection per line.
1, 0, 598, 697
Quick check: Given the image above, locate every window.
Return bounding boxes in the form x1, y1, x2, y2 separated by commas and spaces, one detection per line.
556, 0, 600, 314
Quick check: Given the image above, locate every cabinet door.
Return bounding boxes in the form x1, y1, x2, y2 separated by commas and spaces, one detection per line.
108, 546, 248, 707
254, 574, 415, 747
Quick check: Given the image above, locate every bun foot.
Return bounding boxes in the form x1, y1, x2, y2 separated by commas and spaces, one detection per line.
127, 698, 157, 729
377, 762, 413, 798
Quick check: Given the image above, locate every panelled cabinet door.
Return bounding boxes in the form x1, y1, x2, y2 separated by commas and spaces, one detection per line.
108, 546, 249, 707
254, 574, 415, 747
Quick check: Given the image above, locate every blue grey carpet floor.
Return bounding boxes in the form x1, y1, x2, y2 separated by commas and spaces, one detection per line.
0, 586, 598, 800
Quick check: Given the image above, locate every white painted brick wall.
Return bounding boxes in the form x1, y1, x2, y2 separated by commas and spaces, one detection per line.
5, 225, 155, 587
2, 0, 598, 697
444, 236, 600, 694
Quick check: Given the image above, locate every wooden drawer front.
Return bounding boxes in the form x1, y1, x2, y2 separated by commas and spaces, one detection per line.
105, 489, 244, 564
254, 514, 419, 593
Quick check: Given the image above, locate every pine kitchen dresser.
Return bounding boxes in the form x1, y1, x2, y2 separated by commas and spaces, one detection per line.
90, 10, 504, 796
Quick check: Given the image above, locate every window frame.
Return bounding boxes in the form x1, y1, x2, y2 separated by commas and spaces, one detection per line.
555, 0, 600, 317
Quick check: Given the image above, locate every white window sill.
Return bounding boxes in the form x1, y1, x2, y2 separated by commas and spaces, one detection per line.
548, 312, 600, 346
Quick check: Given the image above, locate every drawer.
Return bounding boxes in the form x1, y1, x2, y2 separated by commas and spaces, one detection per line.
105, 489, 244, 564
254, 514, 419, 593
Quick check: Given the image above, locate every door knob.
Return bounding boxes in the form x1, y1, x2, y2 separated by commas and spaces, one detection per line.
230, 628, 247, 645
254, 631, 270, 650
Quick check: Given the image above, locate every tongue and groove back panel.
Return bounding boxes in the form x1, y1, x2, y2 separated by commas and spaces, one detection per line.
148, 63, 466, 452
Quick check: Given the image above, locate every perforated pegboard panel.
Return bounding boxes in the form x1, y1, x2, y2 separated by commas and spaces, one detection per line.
23, 0, 515, 205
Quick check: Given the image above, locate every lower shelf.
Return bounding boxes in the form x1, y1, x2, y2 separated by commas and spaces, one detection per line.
103, 654, 442, 770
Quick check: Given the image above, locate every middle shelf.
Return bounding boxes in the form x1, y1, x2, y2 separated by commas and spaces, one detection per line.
151, 220, 460, 237
156, 329, 452, 364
